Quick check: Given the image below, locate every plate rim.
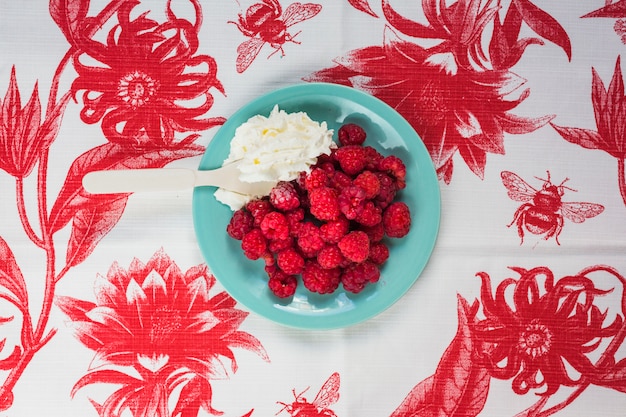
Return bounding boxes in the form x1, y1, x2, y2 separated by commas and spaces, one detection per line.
192, 82, 441, 330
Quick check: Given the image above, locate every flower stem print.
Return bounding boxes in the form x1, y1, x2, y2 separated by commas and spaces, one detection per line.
551, 56, 626, 207
0, 0, 225, 410
391, 265, 626, 417
306, 0, 563, 183
56, 249, 269, 417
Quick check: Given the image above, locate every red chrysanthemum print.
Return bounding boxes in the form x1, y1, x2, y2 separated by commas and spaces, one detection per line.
472, 266, 622, 396
71, 2, 225, 148
56, 249, 268, 416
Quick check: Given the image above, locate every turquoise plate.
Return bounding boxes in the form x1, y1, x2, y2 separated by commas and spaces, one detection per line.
192, 83, 440, 330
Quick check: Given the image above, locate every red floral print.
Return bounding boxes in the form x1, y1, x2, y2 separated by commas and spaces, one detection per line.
473, 266, 622, 396
0, 1, 231, 411
307, 1, 554, 183
0, 67, 70, 178
56, 249, 268, 416
392, 265, 626, 417
71, 1, 225, 148
552, 56, 626, 207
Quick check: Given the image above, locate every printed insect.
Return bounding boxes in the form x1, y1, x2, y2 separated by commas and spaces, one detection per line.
501, 170, 604, 245
230, 0, 322, 72
276, 372, 340, 417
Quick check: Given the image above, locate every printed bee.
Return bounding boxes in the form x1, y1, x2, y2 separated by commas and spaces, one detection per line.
501, 170, 604, 245
276, 372, 340, 417
230, 0, 322, 72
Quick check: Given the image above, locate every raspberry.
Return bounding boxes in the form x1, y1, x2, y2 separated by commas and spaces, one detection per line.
301, 261, 341, 294
317, 161, 337, 175
304, 167, 329, 191
341, 261, 380, 293
227, 208, 254, 240
277, 247, 305, 275
369, 241, 389, 265
374, 173, 397, 209
363, 146, 384, 170
317, 245, 345, 269
383, 201, 412, 238
241, 228, 267, 260
320, 216, 350, 243
338, 123, 367, 146
338, 231, 370, 263
354, 170, 380, 199
269, 236, 293, 252
246, 198, 273, 226
359, 222, 384, 242
338, 185, 367, 220
285, 208, 304, 236
333, 145, 368, 175
260, 211, 290, 240
309, 187, 341, 221
379, 155, 407, 189
270, 181, 300, 211
355, 201, 382, 227
296, 222, 325, 257
267, 269, 298, 298
330, 171, 352, 189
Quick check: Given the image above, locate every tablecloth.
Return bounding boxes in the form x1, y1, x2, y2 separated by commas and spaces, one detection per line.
1, 0, 626, 416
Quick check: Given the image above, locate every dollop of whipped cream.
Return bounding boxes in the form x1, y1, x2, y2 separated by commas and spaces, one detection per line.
215, 105, 334, 210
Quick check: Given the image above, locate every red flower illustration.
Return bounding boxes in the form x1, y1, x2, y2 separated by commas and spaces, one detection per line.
71, 2, 225, 148
56, 249, 268, 416
0, 67, 69, 178
473, 267, 622, 396
306, 0, 555, 183
307, 26, 551, 183
552, 56, 626, 206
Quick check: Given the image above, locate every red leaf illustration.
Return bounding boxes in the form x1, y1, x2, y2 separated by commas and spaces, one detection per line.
390, 297, 490, 417
38, 91, 72, 150
550, 124, 603, 150
348, 0, 378, 18
0, 346, 22, 371
71, 369, 141, 398
172, 376, 221, 417
382, 0, 439, 38
65, 195, 128, 268
594, 358, 626, 393
0, 237, 29, 309
389, 375, 436, 416
489, 12, 544, 70
49, 0, 90, 45
512, 0, 572, 60
458, 143, 487, 180
433, 297, 488, 416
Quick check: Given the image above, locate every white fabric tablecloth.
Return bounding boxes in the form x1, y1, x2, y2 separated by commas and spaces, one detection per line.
1, 1, 626, 416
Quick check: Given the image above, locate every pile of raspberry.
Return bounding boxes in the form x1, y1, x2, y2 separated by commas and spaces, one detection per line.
226, 123, 411, 298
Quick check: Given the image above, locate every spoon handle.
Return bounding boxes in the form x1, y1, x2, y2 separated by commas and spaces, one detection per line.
82, 168, 198, 193
82, 163, 276, 196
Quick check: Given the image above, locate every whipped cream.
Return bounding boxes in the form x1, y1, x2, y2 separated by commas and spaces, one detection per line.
215, 105, 334, 210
